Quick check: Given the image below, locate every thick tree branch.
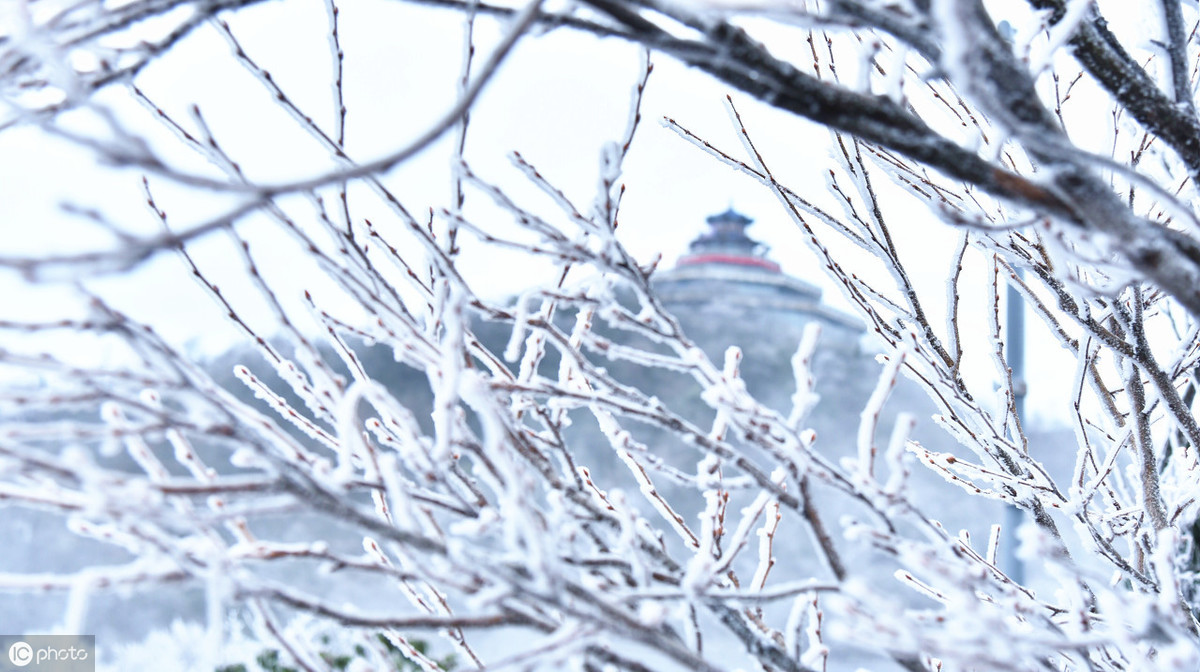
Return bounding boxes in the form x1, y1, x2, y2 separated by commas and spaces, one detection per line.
1030, 0, 1200, 179
576, 1, 1200, 317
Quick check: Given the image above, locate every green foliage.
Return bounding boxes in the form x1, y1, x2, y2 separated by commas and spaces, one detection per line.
214, 635, 456, 672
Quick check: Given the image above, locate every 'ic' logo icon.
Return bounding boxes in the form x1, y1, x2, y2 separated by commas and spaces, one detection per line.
7, 641, 33, 667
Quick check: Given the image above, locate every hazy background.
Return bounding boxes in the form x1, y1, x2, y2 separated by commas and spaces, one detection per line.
0, 2, 1111, 440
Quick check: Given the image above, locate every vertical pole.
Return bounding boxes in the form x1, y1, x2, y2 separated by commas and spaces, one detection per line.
1003, 272, 1026, 584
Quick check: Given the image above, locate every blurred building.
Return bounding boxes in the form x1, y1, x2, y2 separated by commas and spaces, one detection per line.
653, 207, 863, 352
623, 207, 1005, 547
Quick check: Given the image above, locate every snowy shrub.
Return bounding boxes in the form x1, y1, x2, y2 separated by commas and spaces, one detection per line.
4, 1, 1200, 670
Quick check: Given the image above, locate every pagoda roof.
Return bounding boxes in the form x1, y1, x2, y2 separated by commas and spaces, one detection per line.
654, 207, 864, 334
706, 208, 754, 227
682, 206, 768, 262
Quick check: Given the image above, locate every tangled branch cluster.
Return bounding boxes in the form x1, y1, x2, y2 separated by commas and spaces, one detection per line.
4, 1, 1200, 670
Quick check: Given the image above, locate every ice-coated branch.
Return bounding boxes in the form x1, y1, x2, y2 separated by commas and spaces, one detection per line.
5, 0, 1200, 670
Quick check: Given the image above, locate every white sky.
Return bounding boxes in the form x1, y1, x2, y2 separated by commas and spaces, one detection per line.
3, 0, 1167, 428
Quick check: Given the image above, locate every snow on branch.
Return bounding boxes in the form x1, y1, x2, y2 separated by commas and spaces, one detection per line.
4, 0, 1200, 670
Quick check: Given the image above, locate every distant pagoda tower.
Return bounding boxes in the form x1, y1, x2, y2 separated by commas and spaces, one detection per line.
654, 207, 862, 347
677, 208, 781, 272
